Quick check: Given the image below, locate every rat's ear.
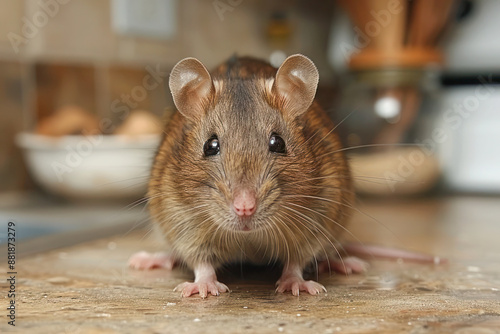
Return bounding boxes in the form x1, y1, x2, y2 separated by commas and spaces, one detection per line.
272, 54, 319, 118
169, 57, 213, 120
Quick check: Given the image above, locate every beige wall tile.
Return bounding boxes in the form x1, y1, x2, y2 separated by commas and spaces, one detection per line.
180, 0, 270, 69
0, 61, 31, 190
103, 64, 173, 131
34, 62, 96, 121
0, 0, 25, 57
23, 0, 115, 61
1, 0, 334, 72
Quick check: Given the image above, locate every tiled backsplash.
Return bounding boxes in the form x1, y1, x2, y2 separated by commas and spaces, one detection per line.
0, 61, 30, 191
35, 63, 97, 121
104, 64, 172, 128
0, 0, 334, 192
0, 61, 174, 192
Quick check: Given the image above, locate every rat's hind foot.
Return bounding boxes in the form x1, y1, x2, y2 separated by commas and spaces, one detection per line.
319, 256, 369, 275
275, 277, 326, 296
276, 264, 326, 296
128, 251, 176, 270
174, 280, 229, 298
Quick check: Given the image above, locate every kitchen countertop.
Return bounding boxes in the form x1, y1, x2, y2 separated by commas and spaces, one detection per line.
0, 192, 148, 256
1, 196, 499, 333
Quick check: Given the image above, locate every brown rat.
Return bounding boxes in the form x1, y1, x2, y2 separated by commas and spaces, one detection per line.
128, 54, 438, 298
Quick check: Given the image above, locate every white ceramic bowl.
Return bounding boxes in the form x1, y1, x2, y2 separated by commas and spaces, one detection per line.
16, 133, 161, 201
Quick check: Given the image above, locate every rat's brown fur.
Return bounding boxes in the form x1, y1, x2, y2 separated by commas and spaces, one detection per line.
148, 56, 353, 271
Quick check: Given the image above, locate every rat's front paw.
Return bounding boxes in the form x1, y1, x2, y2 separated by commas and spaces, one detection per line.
275, 277, 327, 296
128, 251, 176, 270
174, 280, 230, 298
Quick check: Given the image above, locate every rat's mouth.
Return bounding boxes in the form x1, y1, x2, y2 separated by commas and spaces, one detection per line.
232, 217, 256, 232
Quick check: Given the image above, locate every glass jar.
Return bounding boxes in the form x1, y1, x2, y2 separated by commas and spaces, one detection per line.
332, 68, 442, 196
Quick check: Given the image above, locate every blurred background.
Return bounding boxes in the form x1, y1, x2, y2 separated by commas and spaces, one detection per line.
0, 0, 499, 253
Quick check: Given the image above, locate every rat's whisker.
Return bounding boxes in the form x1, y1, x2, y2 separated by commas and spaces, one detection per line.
282, 202, 355, 252
313, 109, 357, 149
281, 204, 344, 272
278, 210, 329, 277
300, 128, 322, 148
318, 143, 425, 158
274, 214, 303, 267
271, 216, 291, 269
285, 195, 397, 241
285, 174, 421, 187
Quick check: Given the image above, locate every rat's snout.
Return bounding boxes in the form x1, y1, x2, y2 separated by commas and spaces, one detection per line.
232, 188, 257, 217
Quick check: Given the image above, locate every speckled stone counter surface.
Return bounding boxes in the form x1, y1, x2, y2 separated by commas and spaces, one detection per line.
1, 196, 499, 333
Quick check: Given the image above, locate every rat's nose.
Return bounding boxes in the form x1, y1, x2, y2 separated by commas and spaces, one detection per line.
233, 189, 257, 217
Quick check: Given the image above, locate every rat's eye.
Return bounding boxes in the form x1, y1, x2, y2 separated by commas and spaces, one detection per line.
269, 133, 286, 154
204, 135, 220, 157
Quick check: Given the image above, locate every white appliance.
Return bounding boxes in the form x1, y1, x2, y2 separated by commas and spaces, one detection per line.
437, 0, 500, 193
436, 85, 500, 193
